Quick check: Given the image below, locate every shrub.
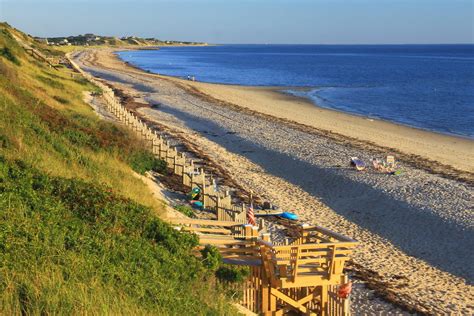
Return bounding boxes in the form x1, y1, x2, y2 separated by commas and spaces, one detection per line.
53, 95, 69, 104
216, 265, 250, 283
174, 204, 195, 217
35, 75, 65, 89
51, 138, 71, 158
74, 77, 89, 86
0, 59, 18, 80
127, 150, 167, 174
144, 218, 199, 253
201, 245, 222, 271
63, 129, 97, 149
0, 46, 20, 65
0, 134, 11, 148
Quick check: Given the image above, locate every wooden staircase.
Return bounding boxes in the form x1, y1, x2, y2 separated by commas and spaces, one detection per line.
169, 218, 358, 315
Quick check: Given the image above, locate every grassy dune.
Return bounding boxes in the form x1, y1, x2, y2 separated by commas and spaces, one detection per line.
0, 22, 235, 315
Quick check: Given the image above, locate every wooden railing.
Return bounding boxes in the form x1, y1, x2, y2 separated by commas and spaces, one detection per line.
169, 216, 357, 315
9, 32, 60, 69
262, 242, 357, 288
168, 218, 257, 240
255, 226, 357, 315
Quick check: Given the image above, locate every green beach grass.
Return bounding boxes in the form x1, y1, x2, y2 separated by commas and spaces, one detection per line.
0, 22, 236, 315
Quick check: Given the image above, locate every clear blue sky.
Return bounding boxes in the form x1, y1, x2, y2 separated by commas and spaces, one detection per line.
1, 0, 473, 44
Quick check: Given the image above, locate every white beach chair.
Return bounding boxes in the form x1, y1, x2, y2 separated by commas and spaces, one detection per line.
386, 155, 396, 170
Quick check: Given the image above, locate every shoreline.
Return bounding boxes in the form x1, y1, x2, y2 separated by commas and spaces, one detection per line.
281, 88, 474, 141
115, 50, 474, 141
113, 50, 474, 176
162, 77, 474, 178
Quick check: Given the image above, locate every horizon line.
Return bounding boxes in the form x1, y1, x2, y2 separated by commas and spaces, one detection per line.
208, 43, 474, 46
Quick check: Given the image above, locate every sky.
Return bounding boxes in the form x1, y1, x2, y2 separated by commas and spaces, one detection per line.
0, 0, 473, 44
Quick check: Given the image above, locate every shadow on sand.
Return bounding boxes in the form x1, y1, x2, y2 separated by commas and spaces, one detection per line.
85, 64, 473, 283
157, 103, 474, 284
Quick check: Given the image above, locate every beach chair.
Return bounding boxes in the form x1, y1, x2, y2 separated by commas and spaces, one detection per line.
386, 155, 395, 168
373, 155, 401, 174
372, 158, 382, 171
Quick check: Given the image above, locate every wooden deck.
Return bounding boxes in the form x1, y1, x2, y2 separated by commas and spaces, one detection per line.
170, 218, 357, 315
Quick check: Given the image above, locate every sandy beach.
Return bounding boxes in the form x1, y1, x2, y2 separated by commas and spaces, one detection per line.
177, 82, 474, 174
73, 48, 474, 314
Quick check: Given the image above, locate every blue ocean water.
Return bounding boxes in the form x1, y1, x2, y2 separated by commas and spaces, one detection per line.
117, 45, 474, 138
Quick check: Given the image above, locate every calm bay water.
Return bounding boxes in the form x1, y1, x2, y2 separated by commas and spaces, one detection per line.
117, 45, 474, 138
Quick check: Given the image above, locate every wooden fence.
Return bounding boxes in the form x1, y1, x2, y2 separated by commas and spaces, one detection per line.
67, 54, 248, 224
10, 32, 60, 69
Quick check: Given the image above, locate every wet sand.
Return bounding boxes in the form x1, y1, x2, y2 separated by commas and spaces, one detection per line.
73, 48, 474, 314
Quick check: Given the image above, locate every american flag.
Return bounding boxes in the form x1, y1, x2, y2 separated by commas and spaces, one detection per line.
247, 202, 256, 226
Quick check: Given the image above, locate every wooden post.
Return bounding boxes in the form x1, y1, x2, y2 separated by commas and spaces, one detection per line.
180, 153, 186, 176
158, 136, 164, 159
244, 225, 252, 239
343, 274, 350, 315
262, 233, 271, 243
252, 226, 258, 238
270, 289, 277, 314
216, 195, 222, 220
190, 169, 195, 189
149, 130, 154, 150
173, 155, 178, 175
321, 285, 328, 315
261, 266, 269, 313
200, 169, 206, 208
152, 138, 158, 156
168, 146, 173, 166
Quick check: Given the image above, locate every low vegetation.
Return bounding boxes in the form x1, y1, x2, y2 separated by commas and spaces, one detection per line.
128, 150, 167, 175
201, 245, 250, 282
0, 22, 236, 314
174, 204, 196, 217
0, 159, 231, 314
0, 46, 20, 65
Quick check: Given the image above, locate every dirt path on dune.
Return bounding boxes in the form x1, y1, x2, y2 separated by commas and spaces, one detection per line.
73, 48, 473, 314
